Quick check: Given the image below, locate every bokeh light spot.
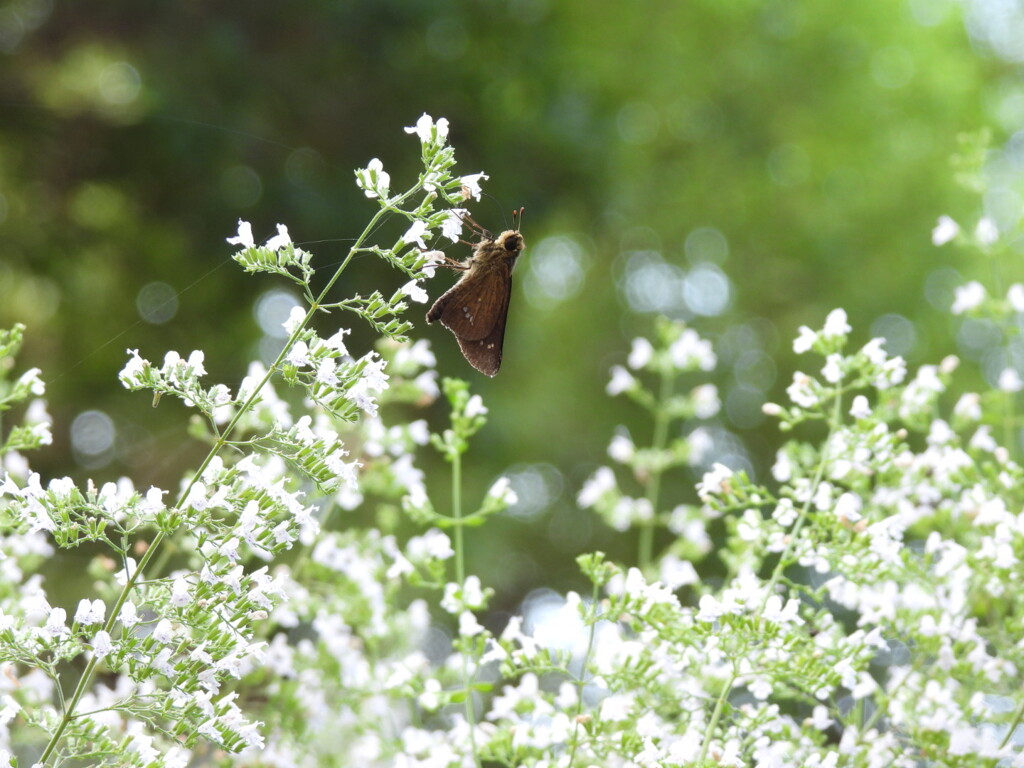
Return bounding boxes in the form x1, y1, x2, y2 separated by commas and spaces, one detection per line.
617, 101, 660, 145
98, 61, 141, 105
523, 236, 587, 308
503, 464, 564, 519
426, 18, 468, 60
71, 410, 116, 468
136, 281, 179, 325
255, 289, 301, 338
622, 252, 685, 314
683, 263, 731, 316
871, 313, 916, 357
221, 165, 262, 209
871, 46, 914, 89
685, 227, 729, 265
767, 143, 810, 187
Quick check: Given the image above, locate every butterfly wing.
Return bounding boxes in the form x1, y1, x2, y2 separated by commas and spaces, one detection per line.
427, 263, 512, 376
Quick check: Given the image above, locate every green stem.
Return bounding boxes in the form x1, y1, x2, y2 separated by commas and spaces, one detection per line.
758, 387, 841, 613
450, 446, 480, 768
694, 388, 841, 762
453, 449, 465, 585
639, 366, 675, 572
698, 668, 738, 762
38, 187, 422, 766
567, 581, 602, 768
1000, 696, 1024, 750
1004, 392, 1016, 462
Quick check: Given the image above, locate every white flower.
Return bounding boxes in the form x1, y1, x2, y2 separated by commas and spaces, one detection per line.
316, 357, 338, 386
970, 425, 997, 452
628, 337, 654, 369
119, 602, 140, 626
465, 394, 488, 418
822, 308, 851, 338
402, 221, 429, 249
608, 433, 635, 463
356, 157, 391, 199
793, 326, 817, 354
669, 329, 716, 371
401, 280, 429, 303
460, 173, 488, 201
821, 353, 843, 383
119, 349, 148, 387
281, 305, 306, 334
696, 594, 725, 621
404, 113, 449, 145
13, 372, 43, 405
834, 492, 862, 523
74, 598, 106, 626
488, 476, 518, 505
264, 224, 292, 251
1009, 284, 1024, 312
441, 210, 465, 242
953, 393, 981, 421
607, 365, 635, 396
772, 498, 798, 526
323, 327, 351, 354
171, 576, 191, 607
598, 693, 634, 721
692, 384, 720, 418
285, 340, 310, 368
660, 555, 699, 589
951, 281, 985, 315
226, 219, 255, 248
92, 630, 113, 659
697, 463, 733, 501
407, 529, 454, 561
976, 216, 998, 245
849, 395, 871, 419
577, 467, 615, 508
749, 677, 773, 700
809, 705, 832, 731
115, 558, 138, 586
998, 368, 1023, 393
860, 337, 886, 365
44, 608, 69, 638
459, 611, 484, 637
931, 215, 959, 246
786, 372, 818, 408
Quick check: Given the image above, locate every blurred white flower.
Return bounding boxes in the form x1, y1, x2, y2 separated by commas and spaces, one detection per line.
931, 215, 959, 246
975, 216, 998, 246
822, 308, 851, 339
951, 281, 985, 315
607, 365, 635, 395
1009, 284, 1024, 312
997, 368, 1023, 393
628, 337, 654, 369
849, 395, 871, 419
793, 326, 817, 354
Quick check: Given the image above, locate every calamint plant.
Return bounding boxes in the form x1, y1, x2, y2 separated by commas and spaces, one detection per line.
0, 114, 506, 766
2, 114, 1024, 768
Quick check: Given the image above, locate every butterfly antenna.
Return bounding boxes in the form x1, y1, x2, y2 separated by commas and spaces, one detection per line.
513, 206, 525, 232
480, 191, 509, 230
459, 210, 494, 240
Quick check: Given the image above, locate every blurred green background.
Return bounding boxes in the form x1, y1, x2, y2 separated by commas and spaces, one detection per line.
1, 0, 1021, 597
